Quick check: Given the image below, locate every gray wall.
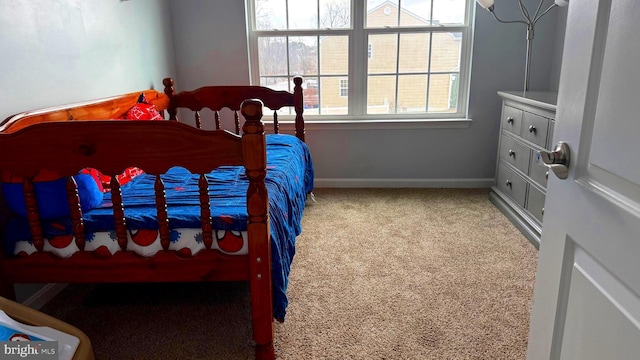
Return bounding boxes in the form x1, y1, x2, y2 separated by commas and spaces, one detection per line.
549, 5, 568, 92
169, 0, 250, 88
169, 0, 564, 187
0, 0, 177, 121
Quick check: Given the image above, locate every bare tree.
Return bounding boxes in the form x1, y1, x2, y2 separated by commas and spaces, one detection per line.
289, 38, 318, 76
258, 37, 287, 77
255, 0, 274, 30
256, 0, 349, 86
320, 0, 350, 28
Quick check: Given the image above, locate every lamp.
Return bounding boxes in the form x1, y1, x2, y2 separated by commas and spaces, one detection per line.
477, 0, 568, 92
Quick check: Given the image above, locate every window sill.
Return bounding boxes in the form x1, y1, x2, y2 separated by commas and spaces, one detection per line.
274, 118, 472, 131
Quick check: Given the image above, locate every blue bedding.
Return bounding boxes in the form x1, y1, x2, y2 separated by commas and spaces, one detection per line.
4, 134, 314, 321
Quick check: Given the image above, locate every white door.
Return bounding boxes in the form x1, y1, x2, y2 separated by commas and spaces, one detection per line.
527, 0, 640, 359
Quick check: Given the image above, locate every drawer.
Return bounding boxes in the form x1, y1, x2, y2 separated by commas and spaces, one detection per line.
529, 160, 549, 188
502, 105, 523, 135
497, 162, 527, 207
499, 134, 531, 174
521, 112, 550, 147
526, 185, 546, 222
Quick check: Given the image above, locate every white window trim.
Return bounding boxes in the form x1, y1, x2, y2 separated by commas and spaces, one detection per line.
245, 0, 476, 124
268, 118, 472, 131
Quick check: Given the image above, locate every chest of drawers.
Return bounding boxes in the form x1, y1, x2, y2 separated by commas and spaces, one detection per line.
490, 91, 557, 248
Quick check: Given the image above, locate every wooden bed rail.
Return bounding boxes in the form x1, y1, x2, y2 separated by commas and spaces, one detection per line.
164, 77, 305, 142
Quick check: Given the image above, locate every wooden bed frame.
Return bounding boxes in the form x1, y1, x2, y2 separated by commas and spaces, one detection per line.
0, 77, 306, 360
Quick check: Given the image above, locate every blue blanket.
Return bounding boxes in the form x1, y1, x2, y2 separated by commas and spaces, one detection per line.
4, 134, 314, 321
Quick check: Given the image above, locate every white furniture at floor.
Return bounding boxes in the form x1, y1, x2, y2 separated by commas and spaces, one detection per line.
489, 91, 557, 248
0, 297, 94, 360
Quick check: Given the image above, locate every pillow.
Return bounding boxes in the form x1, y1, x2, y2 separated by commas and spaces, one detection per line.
79, 167, 105, 192
1, 171, 103, 220
82, 167, 145, 192
124, 93, 163, 120
126, 102, 163, 120
115, 166, 145, 186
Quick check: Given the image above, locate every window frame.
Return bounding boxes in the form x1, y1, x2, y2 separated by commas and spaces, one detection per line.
246, 0, 475, 122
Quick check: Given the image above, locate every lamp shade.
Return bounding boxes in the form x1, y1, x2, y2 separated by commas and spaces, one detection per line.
476, 0, 495, 9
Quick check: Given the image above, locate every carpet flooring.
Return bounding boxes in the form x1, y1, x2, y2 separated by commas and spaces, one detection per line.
39, 188, 538, 359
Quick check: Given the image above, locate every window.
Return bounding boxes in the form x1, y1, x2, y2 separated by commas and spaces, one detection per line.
339, 79, 348, 97
247, 0, 473, 120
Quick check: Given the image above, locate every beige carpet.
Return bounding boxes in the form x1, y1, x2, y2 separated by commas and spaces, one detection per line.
40, 188, 538, 359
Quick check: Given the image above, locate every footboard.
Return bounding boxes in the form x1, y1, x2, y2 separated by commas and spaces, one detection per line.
0, 99, 276, 359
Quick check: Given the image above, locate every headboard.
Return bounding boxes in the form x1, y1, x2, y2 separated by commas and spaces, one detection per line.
164, 77, 305, 141
1, 76, 305, 141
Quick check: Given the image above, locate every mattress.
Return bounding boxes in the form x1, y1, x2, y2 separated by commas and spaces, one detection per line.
9, 226, 248, 258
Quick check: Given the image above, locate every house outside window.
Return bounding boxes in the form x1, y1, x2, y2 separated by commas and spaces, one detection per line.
247, 0, 473, 120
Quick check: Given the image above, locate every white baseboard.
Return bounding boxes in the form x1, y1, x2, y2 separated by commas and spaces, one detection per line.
22, 284, 68, 310
313, 178, 495, 188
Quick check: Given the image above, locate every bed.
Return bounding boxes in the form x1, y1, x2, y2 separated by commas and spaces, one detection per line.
0, 77, 313, 360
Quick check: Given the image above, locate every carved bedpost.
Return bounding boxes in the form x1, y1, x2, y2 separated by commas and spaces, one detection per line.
241, 99, 275, 360
22, 179, 44, 251
154, 175, 170, 251
273, 112, 279, 135
198, 174, 213, 249
293, 76, 305, 142
214, 111, 221, 130
194, 111, 202, 129
163, 78, 178, 121
234, 111, 241, 135
66, 176, 85, 251
110, 178, 128, 251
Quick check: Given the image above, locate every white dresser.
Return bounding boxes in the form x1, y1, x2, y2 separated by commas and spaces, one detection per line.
489, 91, 558, 248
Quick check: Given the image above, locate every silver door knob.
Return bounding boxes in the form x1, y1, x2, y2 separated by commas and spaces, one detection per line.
536, 141, 570, 180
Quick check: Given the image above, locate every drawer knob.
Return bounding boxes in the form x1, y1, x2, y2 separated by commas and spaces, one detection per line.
508, 149, 516, 157
529, 125, 537, 134
545, 171, 549, 180
541, 207, 545, 216
507, 117, 514, 124
505, 180, 512, 188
